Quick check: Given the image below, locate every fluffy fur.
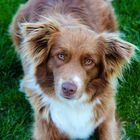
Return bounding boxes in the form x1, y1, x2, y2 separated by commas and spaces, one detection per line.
10, 0, 135, 140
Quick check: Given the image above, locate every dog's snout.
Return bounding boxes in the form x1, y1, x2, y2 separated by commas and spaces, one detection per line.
62, 82, 77, 98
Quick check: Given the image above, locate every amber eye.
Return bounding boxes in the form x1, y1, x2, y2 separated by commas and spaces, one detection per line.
84, 58, 94, 65
57, 53, 65, 61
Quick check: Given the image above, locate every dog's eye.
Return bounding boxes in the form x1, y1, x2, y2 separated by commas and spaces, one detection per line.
57, 53, 65, 61
84, 58, 94, 65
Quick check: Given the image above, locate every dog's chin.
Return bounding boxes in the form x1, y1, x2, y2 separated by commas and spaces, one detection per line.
56, 92, 82, 101
55, 92, 90, 104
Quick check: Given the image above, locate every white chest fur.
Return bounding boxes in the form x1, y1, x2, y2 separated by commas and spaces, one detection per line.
49, 98, 103, 140
22, 76, 103, 139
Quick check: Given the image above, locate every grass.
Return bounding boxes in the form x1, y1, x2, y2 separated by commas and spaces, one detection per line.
0, 0, 140, 139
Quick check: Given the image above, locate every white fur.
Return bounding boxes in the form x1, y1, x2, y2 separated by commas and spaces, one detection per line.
24, 75, 43, 95
55, 78, 63, 98
111, 78, 118, 93
50, 98, 103, 139
73, 75, 83, 89
19, 80, 24, 92
23, 75, 104, 139
23, 75, 51, 106
108, 118, 118, 140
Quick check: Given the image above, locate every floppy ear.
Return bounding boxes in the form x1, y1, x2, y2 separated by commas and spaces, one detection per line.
19, 19, 60, 65
99, 33, 135, 79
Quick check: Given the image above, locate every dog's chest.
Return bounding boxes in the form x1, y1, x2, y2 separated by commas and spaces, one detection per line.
49, 101, 103, 139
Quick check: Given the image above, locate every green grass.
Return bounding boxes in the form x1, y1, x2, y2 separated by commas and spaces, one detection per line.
0, 0, 140, 139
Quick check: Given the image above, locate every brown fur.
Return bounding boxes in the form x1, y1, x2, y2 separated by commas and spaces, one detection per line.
10, 0, 135, 140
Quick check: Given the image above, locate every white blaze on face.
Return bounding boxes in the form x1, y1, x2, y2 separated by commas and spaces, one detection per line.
72, 75, 83, 91
55, 78, 63, 97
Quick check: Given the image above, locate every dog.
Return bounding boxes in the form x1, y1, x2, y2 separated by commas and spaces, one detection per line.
10, 0, 135, 139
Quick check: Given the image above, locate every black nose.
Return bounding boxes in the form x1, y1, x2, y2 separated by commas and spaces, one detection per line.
62, 82, 77, 98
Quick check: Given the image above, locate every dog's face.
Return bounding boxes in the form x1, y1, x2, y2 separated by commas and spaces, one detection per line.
20, 19, 134, 101
47, 28, 102, 100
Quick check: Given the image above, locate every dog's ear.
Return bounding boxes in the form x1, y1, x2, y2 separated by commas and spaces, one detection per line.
19, 19, 60, 65
98, 33, 135, 79
20, 20, 60, 39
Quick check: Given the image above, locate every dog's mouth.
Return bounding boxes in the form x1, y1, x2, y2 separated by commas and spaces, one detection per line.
59, 91, 82, 101
62, 94, 75, 100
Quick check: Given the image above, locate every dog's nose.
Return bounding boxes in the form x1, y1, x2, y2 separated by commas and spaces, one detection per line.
62, 82, 77, 98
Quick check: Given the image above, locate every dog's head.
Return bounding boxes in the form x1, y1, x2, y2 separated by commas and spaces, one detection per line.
20, 19, 134, 101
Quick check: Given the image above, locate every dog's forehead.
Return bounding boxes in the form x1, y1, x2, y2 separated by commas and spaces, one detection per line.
56, 28, 99, 52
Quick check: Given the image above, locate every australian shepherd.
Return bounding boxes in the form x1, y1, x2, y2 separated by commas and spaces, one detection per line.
10, 0, 135, 139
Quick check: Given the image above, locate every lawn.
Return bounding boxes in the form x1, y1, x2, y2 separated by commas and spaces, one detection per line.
0, 0, 140, 140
